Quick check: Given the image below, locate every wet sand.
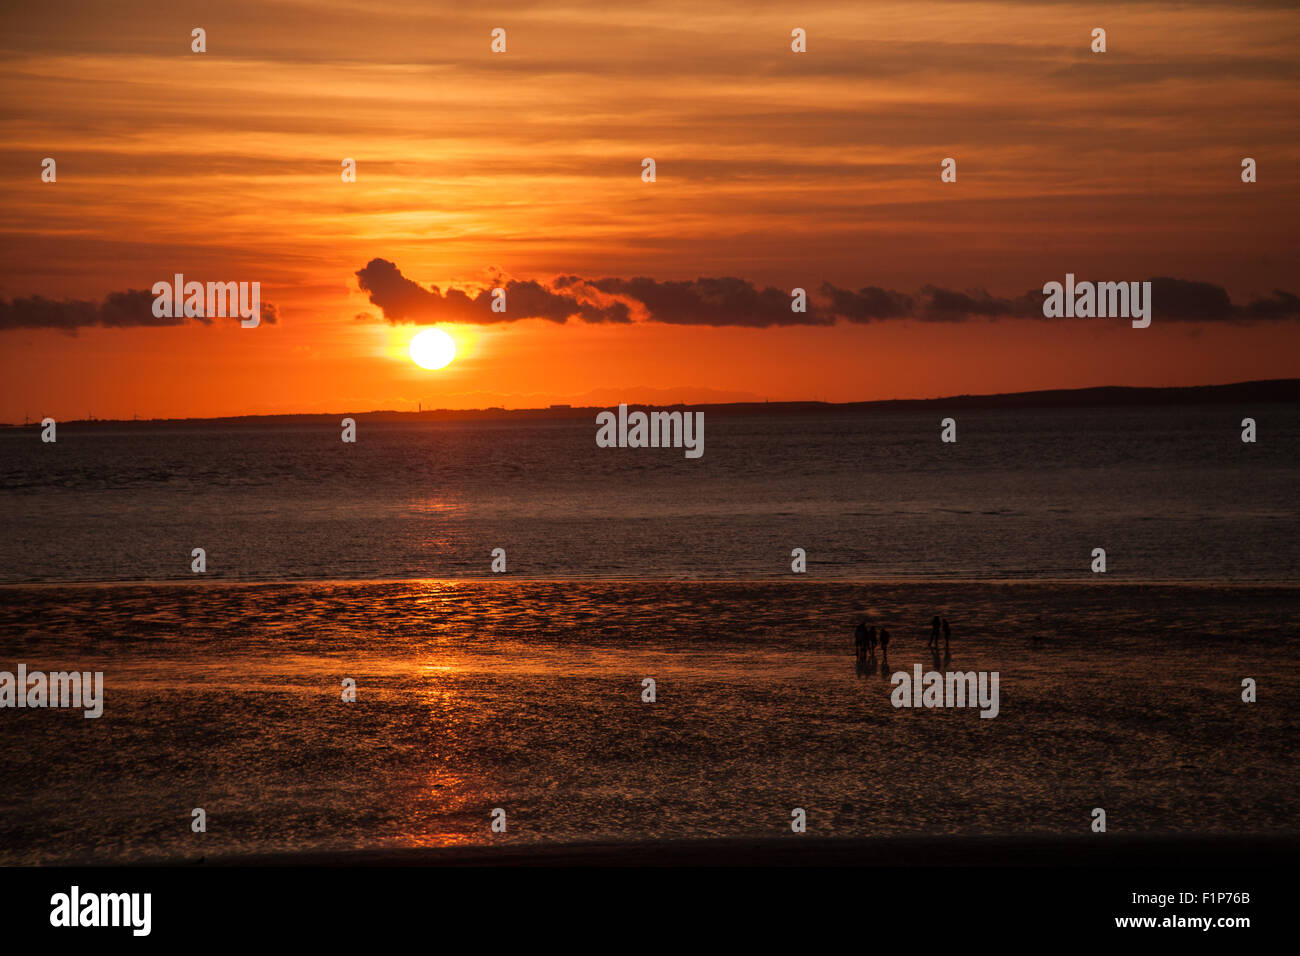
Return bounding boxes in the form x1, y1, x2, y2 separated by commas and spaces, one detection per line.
2, 580, 1297, 865
118, 834, 1300, 867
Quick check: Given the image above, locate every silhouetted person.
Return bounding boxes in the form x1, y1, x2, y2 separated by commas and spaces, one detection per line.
867, 626, 878, 655
929, 616, 941, 650
853, 621, 867, 662
878, 627, 890, 654
942, 618, 951, 652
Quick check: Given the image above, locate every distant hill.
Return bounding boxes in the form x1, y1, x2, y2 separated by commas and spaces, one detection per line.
3, 379, 1296, 429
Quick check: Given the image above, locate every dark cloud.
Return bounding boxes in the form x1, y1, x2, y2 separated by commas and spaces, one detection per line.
355, 258, 630, 325
582, 276, 818, 327
360, 259, 1300, 327
0, 288, 279, 332
1236, 289, 1300, 320
819, 283, 913, 321
1146, 277, 1234, 320
0, 290, 165, 331
916, 285, 1021, 321
1137, 279, 1300, 323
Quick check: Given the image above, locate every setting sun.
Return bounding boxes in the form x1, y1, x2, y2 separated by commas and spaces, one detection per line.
409, 328, 457, 370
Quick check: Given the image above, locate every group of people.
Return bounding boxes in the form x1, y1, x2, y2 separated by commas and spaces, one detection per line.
853, 615, 954, 663
852, 622, 890, 662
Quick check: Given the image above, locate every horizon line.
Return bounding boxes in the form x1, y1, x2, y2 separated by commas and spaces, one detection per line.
4, 377, 1297, 429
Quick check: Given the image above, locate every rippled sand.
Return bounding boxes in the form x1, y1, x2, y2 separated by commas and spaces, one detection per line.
0, 580, 1296, 864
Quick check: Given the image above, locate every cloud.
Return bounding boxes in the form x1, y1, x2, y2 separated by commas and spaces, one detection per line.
359, 260, 1300, 327
1234, 289, 1300, 320
577, 275, 823, 327
915, 285, 1023, 321
820, 283, 914, 321
0, 290, 166, 331
355, 258, 630, 325
0, 288, 278, 332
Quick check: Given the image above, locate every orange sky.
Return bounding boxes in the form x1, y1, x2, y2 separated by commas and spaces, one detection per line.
1, 1, 1298, 420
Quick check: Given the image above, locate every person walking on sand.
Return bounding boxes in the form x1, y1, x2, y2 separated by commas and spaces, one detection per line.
942, 618, 951, 652
878, 627, 890, 656
854, 620, 867, 661
867, 626, 878, 655
929, 616, 941, 651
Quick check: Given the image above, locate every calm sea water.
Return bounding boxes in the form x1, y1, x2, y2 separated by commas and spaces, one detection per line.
0, 403, 1297, 584
0, 404, 1296, 863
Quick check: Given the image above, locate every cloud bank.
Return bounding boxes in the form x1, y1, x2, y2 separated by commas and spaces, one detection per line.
355, 259, 1300, 327
0, 290, 279, 331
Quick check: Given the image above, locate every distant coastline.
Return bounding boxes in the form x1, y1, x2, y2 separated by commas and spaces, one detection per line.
2, 378, 1295, 429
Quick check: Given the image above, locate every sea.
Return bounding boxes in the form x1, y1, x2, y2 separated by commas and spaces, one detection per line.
0, 402, 1297, 863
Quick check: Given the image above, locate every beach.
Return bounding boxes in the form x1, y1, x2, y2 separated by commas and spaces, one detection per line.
1, 579, 1296, 866
1, 403, 1296, 865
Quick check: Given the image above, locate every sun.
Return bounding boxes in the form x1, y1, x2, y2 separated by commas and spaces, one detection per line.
409, 328, 457, 370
